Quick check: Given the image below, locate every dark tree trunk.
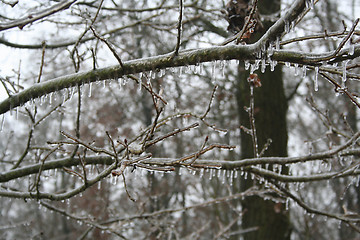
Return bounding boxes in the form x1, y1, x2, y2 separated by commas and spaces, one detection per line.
235, 0, 291, 239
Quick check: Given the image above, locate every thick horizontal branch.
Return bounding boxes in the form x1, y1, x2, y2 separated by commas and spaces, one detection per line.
1, 135, 359, 183
0, 43, 359, 115
2, 0, 359, 115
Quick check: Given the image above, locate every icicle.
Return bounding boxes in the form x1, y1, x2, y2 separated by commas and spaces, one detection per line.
285, 62, 291, 68
244, 60, 250, 70
209, 168, 213, 180
179, 66, 183, 77
314, 66, 319, 91
138, 74, 142, 93
222, 170, 226, 184
49, 92, 53, 104
234, 170, 238, 179
211, 61, 217, 83
284, 20, 290, 33
267, 45, 274, 57
310, 0, 315, 8
199, 62, 204, 74
342, 60, 349, 87
302, 65, 307, 79
349, 44, 355, 55
269, 60, 277, 71
250, 64, 255, 74
261, 59, 266, 73
294, 63, 299, 76
290, 21, 295, 33
275, 37, 280, 50
199, 168, 204, 178
88, 83, 92, 97
219, 60, 226, 77
160, 68, 165, 77
285, 198, 290, 210
229, 172, 234, 186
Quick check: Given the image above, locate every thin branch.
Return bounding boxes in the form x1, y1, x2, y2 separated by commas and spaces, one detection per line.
173, 0, 184, 56
221, 0, 259, 46
90, 26, 124, 68
37, 41, 46, 83
0, 0, 77, 31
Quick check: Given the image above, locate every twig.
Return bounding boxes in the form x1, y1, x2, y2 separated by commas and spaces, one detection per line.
145, 122, 200, 148
221, 0, 259, 46
90, 26, 124, 68
60, 131, 116, 157
248, 83, 258, 157
0, 0, 77, 31
37, 41, 46, 83
121, 173, 136, 202
173, 0, 184, 56
320, 72, 360, 109
201, 85, 218, 119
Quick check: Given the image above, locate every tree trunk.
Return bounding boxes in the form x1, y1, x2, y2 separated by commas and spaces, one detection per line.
236, 0, 291, 239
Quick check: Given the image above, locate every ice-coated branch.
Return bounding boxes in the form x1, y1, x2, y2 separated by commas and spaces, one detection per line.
0, 0, 77, 31
0, 43, 359, 115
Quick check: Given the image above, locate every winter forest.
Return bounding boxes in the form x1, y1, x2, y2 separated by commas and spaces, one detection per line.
0, 0, 360, 239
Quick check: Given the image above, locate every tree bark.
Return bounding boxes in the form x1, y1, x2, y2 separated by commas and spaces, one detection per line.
236, 0, 291, 239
